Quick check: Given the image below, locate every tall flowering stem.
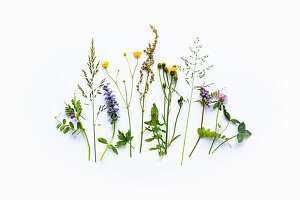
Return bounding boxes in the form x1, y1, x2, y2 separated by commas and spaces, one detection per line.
189, 88, 211, 157
137, 25, 158, 153
77, 39, 106, 162
103, 51, 140, 157
99, 83, 120, 161
180, 37, 213, 165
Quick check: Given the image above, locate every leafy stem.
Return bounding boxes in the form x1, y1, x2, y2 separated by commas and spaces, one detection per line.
100, 123, 116, 161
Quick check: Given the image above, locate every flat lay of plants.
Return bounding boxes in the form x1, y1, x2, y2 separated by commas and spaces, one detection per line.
54, 25, 252, 165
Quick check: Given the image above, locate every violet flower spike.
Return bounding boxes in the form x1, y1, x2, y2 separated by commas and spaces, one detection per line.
103, 83, 120, 123
200, 89, 211, 105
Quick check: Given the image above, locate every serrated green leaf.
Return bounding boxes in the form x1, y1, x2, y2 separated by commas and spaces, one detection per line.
237, 133, 244, 143
69, 122, 74, 129
231, 119, 240, 124
238, 122, 246, 133
56, 124, 61, 129
243, 130, 252, 137
109, 144, 118, 155
98, 137, 108, 144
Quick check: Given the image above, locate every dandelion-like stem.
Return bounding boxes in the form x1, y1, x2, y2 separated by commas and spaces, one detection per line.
189, 103, 205, 157
208, 104, 220, 154
100, 123, 116, 161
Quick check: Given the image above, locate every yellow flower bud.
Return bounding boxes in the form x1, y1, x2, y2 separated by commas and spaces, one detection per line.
123, 52, 127, 56
101, 62, 109, 68
133, 51, 142, 58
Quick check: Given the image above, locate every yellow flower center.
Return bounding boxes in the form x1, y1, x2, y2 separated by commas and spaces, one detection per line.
133, 51, 142, 58
102, 62, 109, 68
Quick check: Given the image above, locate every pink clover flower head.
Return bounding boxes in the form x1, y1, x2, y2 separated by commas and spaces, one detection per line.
216, 92, 228, 103
70, 113, 75, 119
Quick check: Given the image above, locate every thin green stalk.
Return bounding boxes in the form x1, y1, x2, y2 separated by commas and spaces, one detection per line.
189, 103, 205, 157
181, 68, 196, 166
123, 81, 132, 157
105, 69, 126, 104
212, 134, 237, 153
209, 104, 220, 154
165, 78, 174, 154
83, 130, 91, 160
92, 88, 96, 162
139, 74, 149, 153
100, 123, 116, 161
169, 105, 182, 146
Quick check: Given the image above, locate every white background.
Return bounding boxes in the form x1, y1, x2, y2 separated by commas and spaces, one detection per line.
1, 0, 299, 199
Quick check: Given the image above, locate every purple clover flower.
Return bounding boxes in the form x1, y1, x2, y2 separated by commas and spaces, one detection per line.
70, 113, 75, 119
216, 92, 228, 103
103, 83, 119, 123
200, 89, 211, 105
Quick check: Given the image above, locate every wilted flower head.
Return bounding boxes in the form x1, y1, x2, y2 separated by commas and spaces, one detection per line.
200, 89, 211, 105
216, 92, 228, 103
102, 62, 109, 68
133, 51, 142, 58
103, 83, 119, 123
70, 113, 75, 119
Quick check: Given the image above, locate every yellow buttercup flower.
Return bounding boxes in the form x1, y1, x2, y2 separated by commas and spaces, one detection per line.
133, 51, 142, 58
123, 52, 127, 56
167, 66, 178, 74
102, 62, 109, 68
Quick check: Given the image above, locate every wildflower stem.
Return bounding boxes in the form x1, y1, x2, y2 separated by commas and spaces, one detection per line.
212, 134, 237, 153
83, 130, 91, 160
100, 123, 116, 161
123, 81, 132, 158
209, 104, 220, 154
189, 103, 205, 158
139, 74, 149, 153
165, 78, 174, 154
105, 69, 126, 104
181, 58, 197, 166
169, 105, 182, 146
92, 93, 96, 162
129, 59, 139, 106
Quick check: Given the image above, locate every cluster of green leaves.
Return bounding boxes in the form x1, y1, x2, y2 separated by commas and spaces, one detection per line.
98, 137, 118, 155
144, 104, 166, 156
116, 130, 134, 148
56, 96, 84, 135
197, 127, 229, 141
213, 103, 252, 144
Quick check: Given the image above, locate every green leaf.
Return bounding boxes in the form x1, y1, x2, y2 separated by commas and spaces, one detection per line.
109, 144, 118, 155
213, 102, 219, 109
69, 122, 74, 129
231, 119, 240, 124
145, 137, 155, 142
98, 137, 108, 144
116, 141, 127, 147
56, 124, 61, 129
77, 122, 82, 129
63, 127, 70, 134
238, 122, 246, 133
63, 119, 66, 124
60, 125, 65, 131
237, 133, 244, 143
243, 130, 252, 137
149, 147, 158, 151
223, 106, 231, 120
